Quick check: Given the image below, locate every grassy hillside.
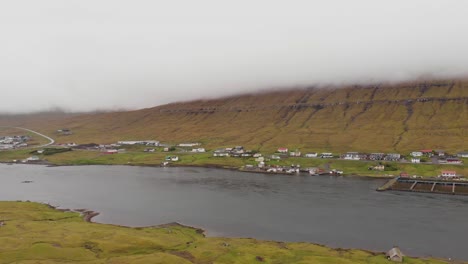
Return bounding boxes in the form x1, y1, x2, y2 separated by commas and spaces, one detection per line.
0, 80, 467, 153
0, 201, 456, 263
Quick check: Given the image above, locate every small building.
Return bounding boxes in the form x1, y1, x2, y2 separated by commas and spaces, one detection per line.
400, 172, 409, 177
369, 153, 385, 160
343, 152, 360, 160
304, 153, 318, 158
178, 143, 201, 147
192, 148, 206, 153
165, 156, 179, 162
410, 151, 423, 157
270, 155, 281, 160
385, 153, 401, 161
435, 149, 445, 157
373, 164, 385, 171
386, 247, 404, 262
57, 129, 73, 135
258, 161, 265, 168
103, 149, 118, 154
213, 149, 230, 157
421, 149, 433, 156
308, 167, 319, 174
446, 158, 462, 164
320, 153, 333, 158
440, 170, 457, 178
25, 156, 40, 162
118, 140, 159, 146
289, 151, 301, 157
411, 158, 420, 163
457, 152, 468, 158
277, 147, 288, 153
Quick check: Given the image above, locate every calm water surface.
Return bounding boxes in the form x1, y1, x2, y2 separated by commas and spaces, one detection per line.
1, 164, 467, 260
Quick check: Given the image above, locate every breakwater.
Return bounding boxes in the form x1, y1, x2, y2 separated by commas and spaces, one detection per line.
378, 177, 468, 195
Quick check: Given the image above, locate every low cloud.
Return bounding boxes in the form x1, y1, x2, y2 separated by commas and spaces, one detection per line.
1, 0, 467, 113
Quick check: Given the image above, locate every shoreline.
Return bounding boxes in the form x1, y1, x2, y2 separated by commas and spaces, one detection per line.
0, 161, 395, 180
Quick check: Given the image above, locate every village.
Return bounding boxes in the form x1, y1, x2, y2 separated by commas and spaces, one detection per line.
0, 135, 30, 150
26, 138, 463, 180
2, 128, 466, 180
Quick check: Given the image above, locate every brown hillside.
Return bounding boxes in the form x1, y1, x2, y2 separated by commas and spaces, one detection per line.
1, 80, 467, 153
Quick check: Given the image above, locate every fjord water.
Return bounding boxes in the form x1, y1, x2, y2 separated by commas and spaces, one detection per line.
1, 164, 467, 260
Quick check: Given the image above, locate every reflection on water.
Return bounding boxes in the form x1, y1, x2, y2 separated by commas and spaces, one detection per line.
0, 164, 467, 260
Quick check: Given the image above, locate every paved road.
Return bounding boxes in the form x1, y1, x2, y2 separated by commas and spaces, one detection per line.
0, 126, 55, 148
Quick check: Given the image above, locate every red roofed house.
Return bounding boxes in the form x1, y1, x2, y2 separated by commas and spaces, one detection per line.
440, 170, 457, 178
103, 149, 118, 154
446, 158, 462, 164
277, 148, 289, 153
400, 172, 409, 178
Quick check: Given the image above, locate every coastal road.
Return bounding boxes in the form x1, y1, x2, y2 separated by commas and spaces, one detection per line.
0, 126, 55, 148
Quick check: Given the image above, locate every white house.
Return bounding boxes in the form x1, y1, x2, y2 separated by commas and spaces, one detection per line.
411, 151, 423, 157
457, 152, 468, 158
290, 151, 301, 157
277, 147, 288, 153
305, 153, 318, 158
344, 152, 360, 160
192, 148, 206, 153
411, 158, 421, 163
255, 157, 265, 162
440, 170, 457, 178
213, 149, 229, 157
118, 140, 159, 146
24, 156, 40, 162
320, 153, 333, 158
178, 143, 201, 147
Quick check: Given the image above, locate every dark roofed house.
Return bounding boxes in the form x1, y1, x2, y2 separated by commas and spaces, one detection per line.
386, 247, 404, 262
420, 149, 433, 156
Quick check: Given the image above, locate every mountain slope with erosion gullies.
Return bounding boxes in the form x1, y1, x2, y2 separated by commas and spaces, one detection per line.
0, 80, 467, 153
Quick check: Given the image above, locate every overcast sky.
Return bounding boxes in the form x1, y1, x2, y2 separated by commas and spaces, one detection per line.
1, 0, 468, 112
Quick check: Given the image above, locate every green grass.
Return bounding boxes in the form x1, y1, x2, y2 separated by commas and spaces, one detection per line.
0, 201, 457, 264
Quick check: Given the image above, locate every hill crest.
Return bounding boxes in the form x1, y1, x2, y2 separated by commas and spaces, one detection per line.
1, 79, 467, 153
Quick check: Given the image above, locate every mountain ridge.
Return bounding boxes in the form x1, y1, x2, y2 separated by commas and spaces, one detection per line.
1, 79, 467, 153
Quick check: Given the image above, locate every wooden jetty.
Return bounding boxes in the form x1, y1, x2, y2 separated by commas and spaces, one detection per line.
378, 177, 468, 196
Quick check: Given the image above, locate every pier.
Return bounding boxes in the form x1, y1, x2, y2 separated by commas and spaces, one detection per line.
377, 177, 468, 195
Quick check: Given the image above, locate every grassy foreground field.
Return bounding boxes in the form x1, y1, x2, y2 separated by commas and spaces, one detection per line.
0, 201, 458, 264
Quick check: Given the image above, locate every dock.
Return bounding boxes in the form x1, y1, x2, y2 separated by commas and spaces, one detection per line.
377, 177, 468, 196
